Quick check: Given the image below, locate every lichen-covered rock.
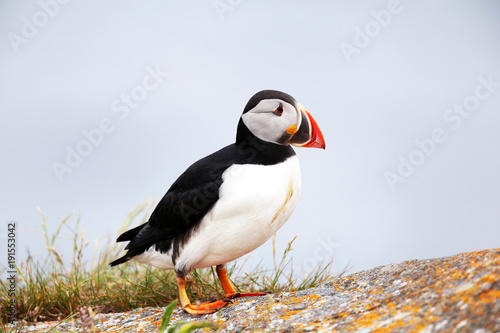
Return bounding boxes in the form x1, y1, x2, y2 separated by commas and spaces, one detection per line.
14, 248, 500, 332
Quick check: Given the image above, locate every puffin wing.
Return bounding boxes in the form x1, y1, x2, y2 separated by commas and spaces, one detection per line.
110, 145, 236, 266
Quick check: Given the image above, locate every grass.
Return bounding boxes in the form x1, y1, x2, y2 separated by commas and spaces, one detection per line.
158, 299, 218, 333
0, 200, 342, 331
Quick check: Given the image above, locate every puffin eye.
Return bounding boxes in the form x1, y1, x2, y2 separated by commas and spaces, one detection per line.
273, 103, 284, 116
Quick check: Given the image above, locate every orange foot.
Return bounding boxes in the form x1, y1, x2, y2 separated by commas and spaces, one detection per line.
183, 299, 232, 315
216, 265, 274, 300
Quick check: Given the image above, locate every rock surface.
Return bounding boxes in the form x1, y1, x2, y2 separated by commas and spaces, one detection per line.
14, 248, 500, 332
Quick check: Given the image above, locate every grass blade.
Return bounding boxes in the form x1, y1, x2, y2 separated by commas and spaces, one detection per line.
159, 299, 178, 333
177, 321, 218, 333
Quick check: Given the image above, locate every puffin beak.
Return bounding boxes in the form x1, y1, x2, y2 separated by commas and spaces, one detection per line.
289, 107, 326, 149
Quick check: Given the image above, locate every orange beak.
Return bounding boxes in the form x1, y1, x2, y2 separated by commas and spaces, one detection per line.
289, 108, 326, 149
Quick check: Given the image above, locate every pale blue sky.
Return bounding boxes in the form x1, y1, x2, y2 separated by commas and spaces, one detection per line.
1, 1, 499, 278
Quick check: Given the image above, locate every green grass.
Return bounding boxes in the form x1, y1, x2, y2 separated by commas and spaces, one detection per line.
0, 200, 342, 331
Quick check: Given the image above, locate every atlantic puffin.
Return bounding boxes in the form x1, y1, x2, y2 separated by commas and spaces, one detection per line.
110, 90, 325, 315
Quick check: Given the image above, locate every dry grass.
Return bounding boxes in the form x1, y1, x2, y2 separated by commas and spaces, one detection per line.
0, 200, 342, 331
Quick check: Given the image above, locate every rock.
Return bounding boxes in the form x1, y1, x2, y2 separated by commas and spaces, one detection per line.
14, 248, 500, 332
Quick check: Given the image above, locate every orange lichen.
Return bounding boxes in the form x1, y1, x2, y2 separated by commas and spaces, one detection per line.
479, 289, 500, 303
281, 309, 303, 320
281, 294, 321, 306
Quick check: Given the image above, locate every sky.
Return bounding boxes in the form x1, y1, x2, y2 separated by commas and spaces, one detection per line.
1, 1, 500, 280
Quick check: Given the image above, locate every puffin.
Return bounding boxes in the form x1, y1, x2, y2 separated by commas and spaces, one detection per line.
110, 90, 325, 315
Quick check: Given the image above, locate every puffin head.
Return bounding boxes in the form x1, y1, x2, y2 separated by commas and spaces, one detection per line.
236, 90, 325, 149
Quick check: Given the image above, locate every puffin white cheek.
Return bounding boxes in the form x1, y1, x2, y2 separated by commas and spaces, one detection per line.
268, 117, 287, 134
241, 114, 278, 143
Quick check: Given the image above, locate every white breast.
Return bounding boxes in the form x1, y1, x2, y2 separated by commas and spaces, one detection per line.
176, 155, 301, 271
134, 155, 301, 272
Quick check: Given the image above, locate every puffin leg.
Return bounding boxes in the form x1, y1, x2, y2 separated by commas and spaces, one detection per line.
176, 276, 231, 315
216, 264, 272, 298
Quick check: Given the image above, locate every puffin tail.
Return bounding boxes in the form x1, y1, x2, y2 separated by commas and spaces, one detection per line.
109, 255, 130, 267
110, 222, 148, 267
116, 223, 147, 242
